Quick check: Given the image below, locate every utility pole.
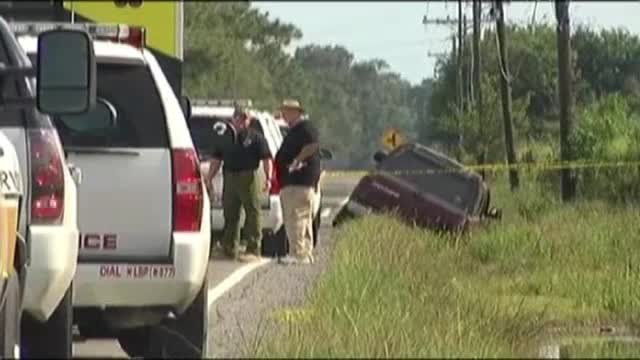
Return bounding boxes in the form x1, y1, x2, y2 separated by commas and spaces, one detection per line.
555, 0, 575, 201
463, 14, 471, 112
495, 0, 519, 190
472, 0, 486, 178
457, 0, 464, 113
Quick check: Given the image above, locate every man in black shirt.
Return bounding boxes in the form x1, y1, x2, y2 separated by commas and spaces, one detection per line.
205, 107, 273, 261
275, 99, 321, 265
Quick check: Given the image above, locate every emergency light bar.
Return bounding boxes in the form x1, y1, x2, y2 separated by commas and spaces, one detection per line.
8, 21, 146, 49
191, 99, 254, 108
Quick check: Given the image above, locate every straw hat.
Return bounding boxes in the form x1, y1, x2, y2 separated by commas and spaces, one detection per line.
280, 99, 305, 112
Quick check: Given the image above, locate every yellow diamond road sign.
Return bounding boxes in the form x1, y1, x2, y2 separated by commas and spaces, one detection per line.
381, 128, 405, 151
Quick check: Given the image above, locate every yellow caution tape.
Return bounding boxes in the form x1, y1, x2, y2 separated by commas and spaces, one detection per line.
323, 160, 640, 177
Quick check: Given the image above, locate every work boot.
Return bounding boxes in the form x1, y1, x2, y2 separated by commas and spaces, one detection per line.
278, 255, 313, 265
238, 253, 262, 263
221, 245, 240, 260
239, 244, 262, 263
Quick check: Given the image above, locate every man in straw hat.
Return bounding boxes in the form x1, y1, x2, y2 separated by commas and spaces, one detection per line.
205, 106, 273, 262
275, 99, 321, 265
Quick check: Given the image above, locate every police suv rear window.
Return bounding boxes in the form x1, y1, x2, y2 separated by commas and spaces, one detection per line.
26, 59, 170, 148
61, 63, 169, 148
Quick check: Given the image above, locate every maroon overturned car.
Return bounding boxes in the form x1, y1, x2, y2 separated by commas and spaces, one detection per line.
333, 143, 501, 232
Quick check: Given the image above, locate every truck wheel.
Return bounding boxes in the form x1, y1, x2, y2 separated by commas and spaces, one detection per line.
21, 285, 73, 359
0, 271, 21, 359
332, 205, 356, 227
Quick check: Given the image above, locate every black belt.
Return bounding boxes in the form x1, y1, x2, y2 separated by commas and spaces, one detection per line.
224, 169, 257, 174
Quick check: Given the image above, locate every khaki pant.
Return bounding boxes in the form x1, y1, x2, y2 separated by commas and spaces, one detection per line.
280, 185, 314, 260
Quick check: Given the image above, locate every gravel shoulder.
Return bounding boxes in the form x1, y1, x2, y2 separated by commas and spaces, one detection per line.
208, 211, 342, 358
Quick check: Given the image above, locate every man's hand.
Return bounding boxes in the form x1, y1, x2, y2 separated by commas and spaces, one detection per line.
288, 159, 306, 173
264, 178, 271, 192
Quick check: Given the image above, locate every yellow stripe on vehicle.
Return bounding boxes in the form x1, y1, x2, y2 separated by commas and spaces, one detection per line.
324, 159, 640, 178
0, 196, 19, 279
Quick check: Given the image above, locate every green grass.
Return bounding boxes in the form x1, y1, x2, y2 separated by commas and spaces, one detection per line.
561, 339, 640, 358
251, 177, 640, 358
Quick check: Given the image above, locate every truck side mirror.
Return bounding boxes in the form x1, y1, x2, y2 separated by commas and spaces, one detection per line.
36, 29, 96, 116
180, 96, 192, 120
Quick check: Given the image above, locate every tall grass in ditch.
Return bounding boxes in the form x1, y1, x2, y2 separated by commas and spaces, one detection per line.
252, 178, 640, 358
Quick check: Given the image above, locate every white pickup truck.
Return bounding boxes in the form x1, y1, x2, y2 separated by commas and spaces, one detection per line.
0, 129, 22, 359
0, 19, 97, 359
0, 18, 98, 359
16, 22, 211, 358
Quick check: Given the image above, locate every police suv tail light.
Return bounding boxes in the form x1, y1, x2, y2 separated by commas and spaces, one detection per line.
29, 129, 64, 224
121, 26, 146, 49
172, 149, 203, 232
269, 159, 281, 195
9, 22, 146, 49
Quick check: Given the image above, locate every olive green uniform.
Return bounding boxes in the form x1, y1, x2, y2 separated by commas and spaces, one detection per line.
212, 127, 271, 256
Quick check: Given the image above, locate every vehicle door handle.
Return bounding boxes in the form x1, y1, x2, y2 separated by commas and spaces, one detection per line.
68, 163, 82, 185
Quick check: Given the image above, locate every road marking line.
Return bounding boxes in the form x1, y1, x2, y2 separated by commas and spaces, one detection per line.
207, 258, 272, 308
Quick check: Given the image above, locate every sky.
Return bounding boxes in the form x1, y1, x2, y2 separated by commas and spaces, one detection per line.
252, 1, 640, 85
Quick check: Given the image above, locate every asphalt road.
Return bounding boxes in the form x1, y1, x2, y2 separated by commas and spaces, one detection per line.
71, 174, 361, 358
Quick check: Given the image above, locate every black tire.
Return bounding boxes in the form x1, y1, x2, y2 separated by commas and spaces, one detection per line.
118, 273, 209, 358
117, 326, 152, 358
332, 205, 355, 227
78, 318, 118, 339
0, 272, 21, 359
21, 285, 73, 359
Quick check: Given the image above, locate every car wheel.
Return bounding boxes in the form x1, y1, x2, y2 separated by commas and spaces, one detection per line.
0, 271, 21, 359
117, 326, 152, 358
146, 273, 209, 358
78, 317, 118, 339
21, 285, 73, 359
